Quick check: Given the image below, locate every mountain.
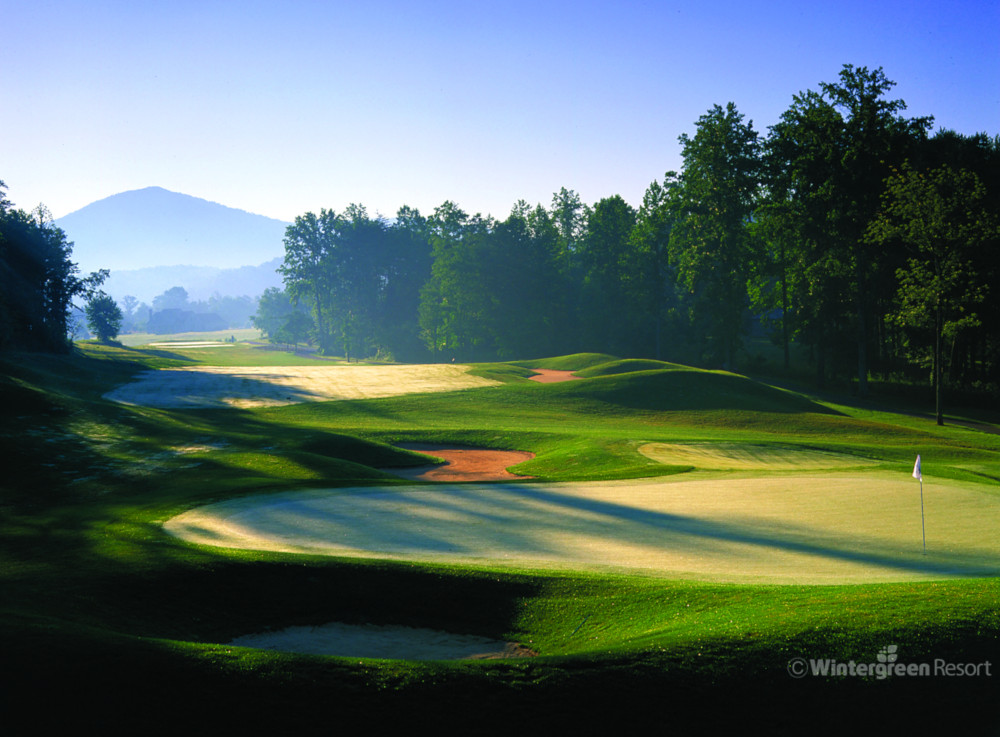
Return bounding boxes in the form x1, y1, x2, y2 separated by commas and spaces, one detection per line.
55, 186, 289, 273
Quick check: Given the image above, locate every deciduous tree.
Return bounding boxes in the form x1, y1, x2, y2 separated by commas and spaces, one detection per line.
669, 102, 761, 368
85, 294, 123, 343
867, 163, 996, 424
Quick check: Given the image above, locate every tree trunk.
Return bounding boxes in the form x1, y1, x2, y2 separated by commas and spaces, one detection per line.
856, 300, 869, 397
781, 271, 790, 370
816, 335, 827, 389
935, 303, 943, 426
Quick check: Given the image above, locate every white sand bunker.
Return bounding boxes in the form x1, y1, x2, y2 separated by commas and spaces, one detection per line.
165, 473, 1000, 584
639, 442, 877, 470
104, 364, 500, 408
147, 341, 236, 348
229, 622, 534, 661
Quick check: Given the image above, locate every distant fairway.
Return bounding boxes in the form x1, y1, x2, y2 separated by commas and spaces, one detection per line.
103, 363, 501, 408
639, 441, 879, 470
166, 472, 1000, 584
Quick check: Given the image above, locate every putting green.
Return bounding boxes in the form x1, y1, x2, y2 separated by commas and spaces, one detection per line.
104, 364, 500, 408
639, 442, 878, 470
165, 472, 1000, 584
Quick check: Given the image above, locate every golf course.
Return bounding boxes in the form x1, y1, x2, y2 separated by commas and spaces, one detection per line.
3, 341, 999, 734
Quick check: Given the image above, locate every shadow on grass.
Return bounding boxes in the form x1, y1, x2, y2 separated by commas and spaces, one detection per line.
174, 481, 1000, 582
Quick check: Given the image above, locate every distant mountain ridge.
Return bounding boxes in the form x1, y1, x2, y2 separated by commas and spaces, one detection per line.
55, 186, 289, 273
99, 259, 284, 305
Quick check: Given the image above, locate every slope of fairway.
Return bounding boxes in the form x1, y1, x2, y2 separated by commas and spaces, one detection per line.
575, 358, 689, 377
165, 472, 1000, 584
540, 366, 836, 415
513, 353, 618, 370
103, 363, 501, 408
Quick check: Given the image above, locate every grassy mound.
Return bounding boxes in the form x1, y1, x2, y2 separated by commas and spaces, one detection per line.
575, 358, 689, 376
547, 366, 835, 415
512, 352, 618, 371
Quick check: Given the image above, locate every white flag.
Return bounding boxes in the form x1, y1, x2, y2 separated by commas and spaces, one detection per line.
913, 455, 922, 481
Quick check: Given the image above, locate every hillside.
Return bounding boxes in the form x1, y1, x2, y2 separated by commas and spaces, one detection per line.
55, 186, 289, 273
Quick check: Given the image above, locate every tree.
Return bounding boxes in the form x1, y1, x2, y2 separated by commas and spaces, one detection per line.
274, 309, 314, 351
766, 65, 932, 390
279, 205, 418, 360
418, 202, 495, 359
669, 102, 762, 368
152, 286, 190, 312
575, 195, 638, 354
379, 206, 432, 361
85, 294, 123, 343
0, 186, 107, 352
279, 210, 339, 354
482, 203, 565, 358
866, 163, 996, 424
253, 287, 305, 343
629, 175, 680, 359
119, 295, 139, 333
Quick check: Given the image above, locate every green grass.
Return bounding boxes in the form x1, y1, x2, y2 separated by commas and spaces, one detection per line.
574, 357, 690, 376
512, 352, 618, 370
2, 345, 1000, 733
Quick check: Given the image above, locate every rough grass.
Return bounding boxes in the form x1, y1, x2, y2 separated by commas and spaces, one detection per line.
3, 343, 1000, 734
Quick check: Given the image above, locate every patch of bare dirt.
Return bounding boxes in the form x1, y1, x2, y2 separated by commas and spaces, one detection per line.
527, 369, 581, 383
389, 444, 535, 481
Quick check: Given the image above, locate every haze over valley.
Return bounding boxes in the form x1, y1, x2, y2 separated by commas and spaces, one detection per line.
54, 186, 287, 304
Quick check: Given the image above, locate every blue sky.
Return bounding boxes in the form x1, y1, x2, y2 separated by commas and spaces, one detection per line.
2, 0, 998, 222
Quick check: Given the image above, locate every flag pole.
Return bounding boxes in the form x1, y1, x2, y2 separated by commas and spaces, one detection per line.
913, 455, 925, 554
920, 476, 926, 554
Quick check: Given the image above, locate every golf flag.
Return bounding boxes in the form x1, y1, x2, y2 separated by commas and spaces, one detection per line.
913, 455, 922, 481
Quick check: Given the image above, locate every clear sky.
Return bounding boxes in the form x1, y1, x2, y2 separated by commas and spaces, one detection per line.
2, 0, 998, 222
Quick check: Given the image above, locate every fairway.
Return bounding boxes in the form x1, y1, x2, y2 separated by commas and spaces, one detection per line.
166, 472, 1000, 584
103, 363, 501, 408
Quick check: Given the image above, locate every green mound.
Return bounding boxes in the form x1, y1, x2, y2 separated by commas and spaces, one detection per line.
575, 358, 688, 377
638, 441, 878, 470
549, 367, 836, 415
298, 434, 427, 468
513, 353, 618, 371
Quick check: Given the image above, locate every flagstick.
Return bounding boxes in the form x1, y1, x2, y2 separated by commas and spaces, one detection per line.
920, 477, 926, 555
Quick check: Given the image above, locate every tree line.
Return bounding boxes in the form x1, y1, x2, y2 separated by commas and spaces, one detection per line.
0, 185, 262, 347
0, 182, 111, 352
265, 65, 999, 406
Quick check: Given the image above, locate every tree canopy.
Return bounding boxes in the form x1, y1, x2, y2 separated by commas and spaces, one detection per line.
0, 182, 108, 352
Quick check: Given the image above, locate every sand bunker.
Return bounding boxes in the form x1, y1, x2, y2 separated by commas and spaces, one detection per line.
388, 445, 535, 481
165, 473, 1000, 584
528, 369, 581, 383
147, 341, 236, 348
104, 364, 500, 408
228, 622, 534, 661
639, 442, 878, 470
